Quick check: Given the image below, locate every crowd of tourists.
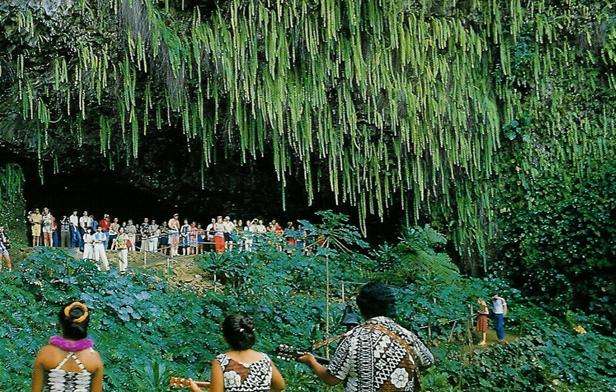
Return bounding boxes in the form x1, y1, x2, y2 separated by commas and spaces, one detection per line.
24, 208, 304, 272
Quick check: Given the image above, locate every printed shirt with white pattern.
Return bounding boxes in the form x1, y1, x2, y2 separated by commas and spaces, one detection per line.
327, 316, 434, 392
215, 353, 272, 392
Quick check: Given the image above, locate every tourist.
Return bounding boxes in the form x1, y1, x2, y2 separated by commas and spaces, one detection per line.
285, 221, 296, 247
115, 228, 129, 273
60, 216, 70, 248
244, 220, 255, 251
98, 214, 111, 249
92, 227, 109, 271
223, 216, 235, 250
89, 215, 98, 232
69, 211, 79, 247
82, 228, 94, 259
188, 315, 286, 392
235, 220, 244, 250
149, 219, 160, 252
272, 220, 283, 236
52, 217, 61, 247
476, 298, 489, 346
29, 208, 42, 246
168, 213, 180, 257
108, 217, 120, 250
206, 218, 216, 251
180, 219, 190, 255
299, 282, 434, 391
69, 210, 79, 229
125, 219, 137, 251
41, 207, 54, 247
188, 222, 199, 255
214, 216, 226, 253
158, 221, 169, 254
70, 222, 81, 249
79, 210, 91, 234
256, 220, 267, 234
139, 218, 150, 252
0, 227, 12, 271
492, 294, 508, 343
196, 223, 205, 254
31, 302, 104, 392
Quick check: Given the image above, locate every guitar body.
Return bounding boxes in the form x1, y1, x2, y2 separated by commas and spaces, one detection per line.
169, 377, 210, 389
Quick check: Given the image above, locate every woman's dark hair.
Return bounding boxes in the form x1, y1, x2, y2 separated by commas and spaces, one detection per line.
59, 302, 90, 340
356, 282, 396, 319
222, 315, 255, 351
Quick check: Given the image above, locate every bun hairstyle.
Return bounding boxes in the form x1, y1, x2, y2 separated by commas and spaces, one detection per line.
59, 302, 90, 340
222, 315, 255, 351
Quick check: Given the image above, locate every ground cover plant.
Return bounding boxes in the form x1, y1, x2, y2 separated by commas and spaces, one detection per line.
0, 214, 613, 391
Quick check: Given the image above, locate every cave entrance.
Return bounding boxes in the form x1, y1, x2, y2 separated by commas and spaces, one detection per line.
5, 144, 400, 244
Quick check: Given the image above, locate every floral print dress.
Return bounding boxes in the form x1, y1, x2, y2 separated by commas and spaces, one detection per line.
215, 353, 272, 392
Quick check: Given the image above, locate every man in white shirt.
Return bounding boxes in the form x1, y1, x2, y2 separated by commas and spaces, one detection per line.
92, 227, 109, 271
222, 216, 235, 250
79, 211, 91, 231
149, 219, 160, 252
69, 211, 79, 227
168, 214, 180, 257
492, 294, 508, 342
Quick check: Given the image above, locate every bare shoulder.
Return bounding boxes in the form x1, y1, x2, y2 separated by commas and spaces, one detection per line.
80, 349, 103, 363
34, 345, 60, 368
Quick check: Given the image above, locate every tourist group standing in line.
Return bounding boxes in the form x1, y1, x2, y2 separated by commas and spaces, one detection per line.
26, 208, 303, 272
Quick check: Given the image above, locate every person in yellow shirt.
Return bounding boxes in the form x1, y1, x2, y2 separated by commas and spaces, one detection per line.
115, 228, 129, 273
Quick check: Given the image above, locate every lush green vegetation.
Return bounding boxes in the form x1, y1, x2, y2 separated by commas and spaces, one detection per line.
1, 0, 614, 388
493, 159, 616, 331
1, 0, 614, 270
1, 216, 613, 391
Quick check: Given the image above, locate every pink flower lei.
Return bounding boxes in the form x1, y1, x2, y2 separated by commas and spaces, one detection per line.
49, 336, 94, 352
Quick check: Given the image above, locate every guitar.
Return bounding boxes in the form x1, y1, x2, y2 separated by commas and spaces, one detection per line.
169, 377, 211, 389
274, 344, 330, 365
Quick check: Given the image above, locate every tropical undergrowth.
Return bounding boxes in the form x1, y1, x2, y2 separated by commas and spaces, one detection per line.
0, 213, 613, 391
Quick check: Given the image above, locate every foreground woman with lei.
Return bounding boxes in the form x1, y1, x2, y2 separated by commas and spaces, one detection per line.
31, 302, 104, 392
189, 315, 286, 392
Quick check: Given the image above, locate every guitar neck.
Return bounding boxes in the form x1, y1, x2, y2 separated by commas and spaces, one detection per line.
274, 345, 331, 365
169, 377, 210, 389
312, 354, 330, 365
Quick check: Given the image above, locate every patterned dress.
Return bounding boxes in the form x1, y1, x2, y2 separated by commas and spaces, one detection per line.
44, 351, 92, 392
215, 353, 272, 392
327, 316, 434, 392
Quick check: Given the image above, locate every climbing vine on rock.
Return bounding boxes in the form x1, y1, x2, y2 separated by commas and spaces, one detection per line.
1, 0, 614, 268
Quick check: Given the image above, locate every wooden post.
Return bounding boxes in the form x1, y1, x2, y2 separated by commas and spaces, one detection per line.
448, 320, 457, 342
325, 254, 330, 358
467, 304, 473, 347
